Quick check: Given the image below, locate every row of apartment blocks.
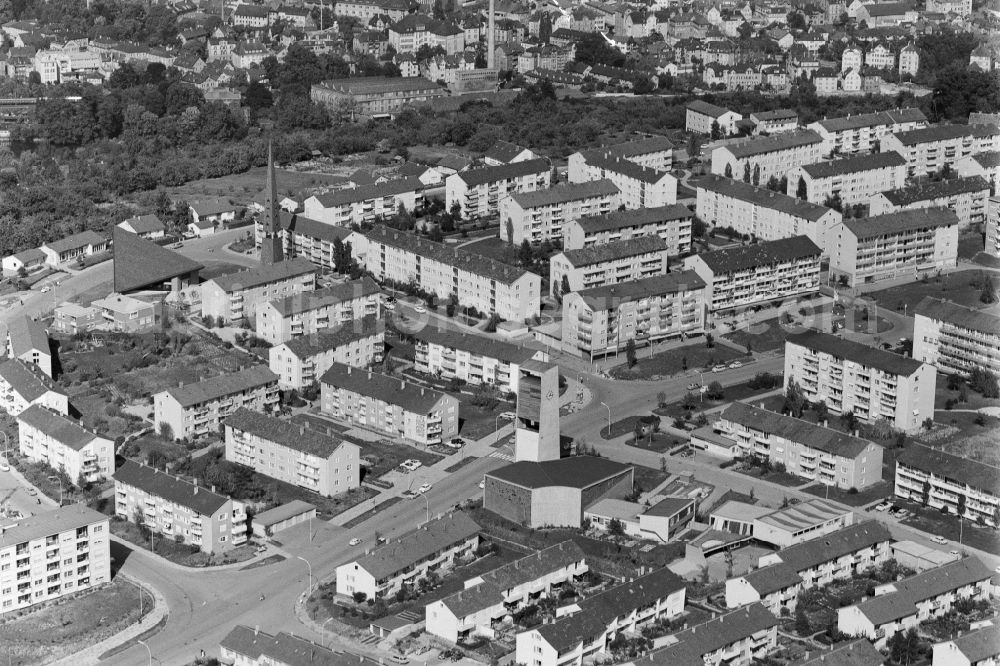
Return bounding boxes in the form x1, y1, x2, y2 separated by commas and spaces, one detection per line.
446, 158, 552, 220
913, 297, 1000, 377
788, 151, 907, 207
255, 276, 382, 345
113, 460, 248, 554
568, 148, 678, 210
268, 315, 384, 390
549, 235, 669, 297
881, 123, 1000, 179
0, 505, 110, 616
500, 179, 619, 245
200, 258, 318, 325
894, 444, 999, 528
223, 408, 360, 498
807, 108, 928, 156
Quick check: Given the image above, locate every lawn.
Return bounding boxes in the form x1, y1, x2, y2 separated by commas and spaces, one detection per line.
445, 456, 479, 473
632, 465, 670, 494
162, 164, 358, 203
342, 496, 402, 529
108, 516, 258, 567
867, 270, 993, 313
899, 499, 1000, 555
458, 397, 514, 440
458, 236, 519, 265
609, 341, 744, 380
1, 578, 154, 666
934, 374, 1000, 412
727, 459, 809, 488
958, 233, 985, 260
722, 317, 790, 353
915, 411, 1000, 467
802, 480, 893, 506
655, 375, 783, 421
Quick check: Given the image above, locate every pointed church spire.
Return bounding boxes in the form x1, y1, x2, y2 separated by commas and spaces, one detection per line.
260, 140, 284, 266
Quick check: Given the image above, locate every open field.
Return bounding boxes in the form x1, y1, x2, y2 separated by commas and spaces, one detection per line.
915, 411, 1000, 467
159, 163, 366, 203
867, 270, 993, 313
610, 341, 743, 380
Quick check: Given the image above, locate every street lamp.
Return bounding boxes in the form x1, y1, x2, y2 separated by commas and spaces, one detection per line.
322, 617, 335, 648
297, 555, 313, 597
600, 402, 611, 436
137, 639, 152, 666
421, 493, 430, 525
124, 577, 145, 615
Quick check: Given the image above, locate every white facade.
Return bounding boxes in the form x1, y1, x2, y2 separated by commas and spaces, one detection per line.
500, 180, 619, 245
882, 124, 1000, 179
412, 328, 547, 394
568, 151, 677, 210
17, 406, 114, 486
807, 108, 927, 156
894, 444, 1000, 528
446, 159, 551, 220
562, 205, 692, 255
303, 178, 422, 227
710, 131, 824, 185
789, 152, 907, 207
550, 236, 669, 297
914, 297, 1000, 377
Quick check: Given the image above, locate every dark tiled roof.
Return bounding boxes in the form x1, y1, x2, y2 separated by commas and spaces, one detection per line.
413, 327, 538, 365
119, 214, 165, 234
113, 460, 230, 516
639, 603, 778, 665
812, 108, 926, 133
44, 230, 106, 254
220, 625, 363, 665
752, 108, 798, 122
862, 1, 913, 16
574, 204, 692, 234
224, 408, 354, 458
311, 177, 424, 208
578, 150, 673, 184
776, 521, 893, 573
742, 562, 802, 595
693, 235, 821, 274
720, 402, 874, 458
18, 405, 101, 451
511, 180, 619, 208
319, 362, 451, 414
720, 130, 822, 159
561, 235, 668, 267
281, 316, 383, 358
972, 151, 1000, 168
891, 123, 999, 146
577, 271, 706, 311
0, 505, 108, 548
786, 330, 924, 376
801, 152, 906, 179
454, 158, 550, 188
842, 207, 959, 238
486, 456, 632, 490
697, 175, 834, 222
352, 512, 479, 580
897, 444, 1000, 495
278, 212, 354, 244
163, 365, 278, 407
788, 639, 884, 666
6, 315, 48, 358
190, 199, 236, 217
208, 258, 316, 293
880, 176, 990, 206
266, 277, 381, 317
945, 625, 1000, 663
913, 297, 1000, 336
600, 135, 675, 156
0, 358, 64, 402
484, 140, 533, 163
686, 99, 735, 118
112, 226, 203, 293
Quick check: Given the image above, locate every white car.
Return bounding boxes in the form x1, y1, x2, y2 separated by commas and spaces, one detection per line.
478, 480, 485, 489
728, 361, 742, 369
932, 535, 948, 545
401, 459, 422, 471
499, 411, 516, 420
874, 502, 890, 512
40, 286, 51, 293
447, 438, 466, 449
384, 301, 396, 311
0, 462, 9, 472
418, 483, 432, 494
349, 537, 362, 546
712, 364, 726, 373
413, 304, 426, 314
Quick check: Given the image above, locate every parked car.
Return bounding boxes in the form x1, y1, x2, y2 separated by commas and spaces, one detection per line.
400, 459, 422, 471
418, 483, 432, 494
413, 303, 426, 314
447, 437, 466, 449
712, 364, 727, 373
874, 502, 890, 511
40, 286, 51, 293
478, 480, 485, 489
932, 535, 948, 545
401, 490, 419, 500
349, 537, 362, 546
499, 411, 516, 420
376, 536, 387, 545
728, 361, 742, 369
0, 461, 9, 472
686, 382, 701, 390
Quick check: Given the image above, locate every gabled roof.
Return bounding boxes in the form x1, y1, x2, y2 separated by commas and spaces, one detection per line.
162, 365, 278, 407
913, 297, 1000, 337
0, 505, 108, 548
281, 316, 383, 359
453, 158, 550, 188
486, 456, 632, 490
697, 175, 834, 222
17, 405, 102, 451
207, 258, 316, 293
43, 231, 106, 255
786, 330, 924, 376
278, 212, 354, 245
319, 363, 451, 414
811, 108, 926, 133
942, 624, 1000, 664
880, 176, 990, 206
578, 150, 674, 184
775, 521, 893, 572
190, 199, 237, 217
638, 603, 778, 665
842, 207, 959, 238
112, 226, 203, 293
801, 151, 906, 179
484, 140, 533, 163
224, 408, 356, 458
113, 460, 231, 516
693, 235, 821, 274
0, 358, 64, 402
891, 123, 999, 146
511, 180, 619, 208
686, 99, 736, 118
576, 271, 706, 312
720, 402, 875, 458
119, 214, 165, 234
412, 327, 538, 365
720, 129, 822, 159
574, 204, 692, 234
897, 444, 1000, 495
6, 315, 49, 358
310, 177, 423, 208
351, 513, 479, 580
560, 235, 667, 268
266, 277, 381, 317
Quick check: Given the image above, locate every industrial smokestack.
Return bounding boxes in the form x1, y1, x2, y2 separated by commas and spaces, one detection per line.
487, 0, 496, 69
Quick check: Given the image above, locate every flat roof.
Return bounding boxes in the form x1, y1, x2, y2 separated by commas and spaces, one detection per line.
486, 456, 633, 490
254, 500, 317, 527
710, 500, 774, 523
586, 498, 643, 521
754, 498, 849, 533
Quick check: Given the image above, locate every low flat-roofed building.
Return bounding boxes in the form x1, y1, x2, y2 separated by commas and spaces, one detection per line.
5, 315, 52, 378
412, 327, 546, 393
269, 315, 383, 390
891, 540, 961, 572
708, 501, 775, 535
550, 235, 669, 297
894, 443, 1000, 528
913, 296, 1000, 377
201, 259, 318, 325
683, 235, 823, 314
224, 408, 360, 497
931, 622, 1000, 666
584, 496, 695, 543
251, 500, 317, 538
484, 456, 634, 528
711, 402, 884, 489
0, 505, 111, 616
426, 541, 587, 644
790, 151, 907, 207
335, 512, 480, 599
711, 130, 824, 185
0, 358, 68, 417
869, 177, 990, 231
560, 271, 706, 360
637, 603, 779, 666
40, 231, 108, 266
18, 405, 114, 485
500, 180, 620, 245
561, 204, 692, 255
752, 498, 854, 548
838, 557, 993, 648
696, 175, 840, 250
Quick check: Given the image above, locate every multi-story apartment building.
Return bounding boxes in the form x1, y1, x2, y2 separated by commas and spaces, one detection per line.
200, 259, 317, 324
388, 14, 464, 55
789, 151, 907, 207
153, 365, 280, 441
224, 408, 360, 497
412, 327, 547, 393
989, 197, 1000, 258
320, 363, 459, 445
335, 512, 480, 599
686, 100, 742, 135
269, 316, 383, 390
807, 108, 928, 156
697, 175, 840, 249
932, 624, 1000, 666
484, 140, 537, 166
426, 541, 588, 644
266, 213, 353, 273
220, 626, 368, 666
869, 177, 990, 231
0, 359, 68, 417
750, 109, 799, 135
0, 505, 110, 616
783, 330, 936, 433
838, 557, 993, 648
726, 521, 892, 615
500, 180, 619, 244
710, 130, 824, 185
515, 568, 686, 666
567, 150, 678, 209
562, 205, 693, 255
914, 297, 1000, 377
828, 208, 959, 287
568, 136, 674, 171
445, 158, 551, 220
895, 444, 999, 527
882, 124, 1000, 179
955, 151, 1000, 194
351, 226, 541, 322
302, 177, 423, 227
683, 235, 823, 314
712, 402, 883, 489
17, 405, 114, 486
6, 316, 52, 378
256, 276, 382, 345
560, 271, 706, 360
113, 460, 248, 554
310, 77, 447, 119
642, 603, 779, 666
550, 236, 669, 297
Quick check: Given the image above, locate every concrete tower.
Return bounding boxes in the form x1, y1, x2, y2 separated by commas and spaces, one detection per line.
513, 360, 560, 462
487, 0, 496, 69
259, 142, 284, 266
